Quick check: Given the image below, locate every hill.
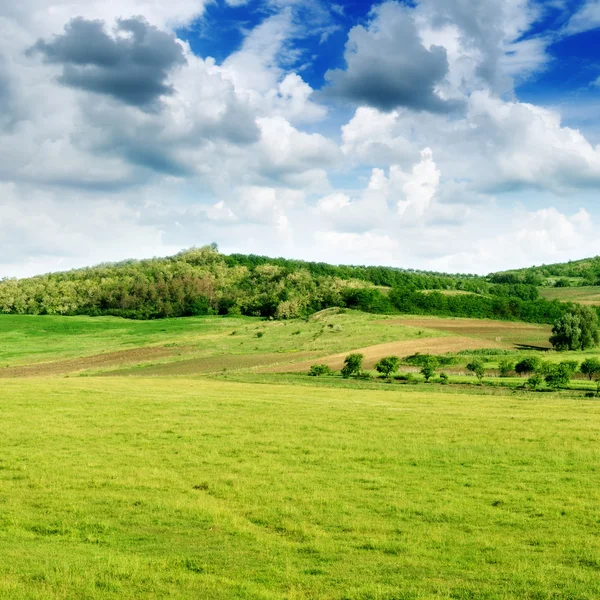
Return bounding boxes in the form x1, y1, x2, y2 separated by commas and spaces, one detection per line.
490, 256, 600, 287
0, 245, 577, 324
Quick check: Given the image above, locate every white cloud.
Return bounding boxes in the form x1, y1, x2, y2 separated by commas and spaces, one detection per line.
563, 0, 600, 35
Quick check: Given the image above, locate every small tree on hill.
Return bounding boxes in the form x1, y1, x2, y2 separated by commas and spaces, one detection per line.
580, 357, 600, 380
342, 353, 364, 379
466, 359, 485, 382
420, 356, 439, 382
550, 306, 599, 351
375, 356, 400, 378
515, 357, 541, 377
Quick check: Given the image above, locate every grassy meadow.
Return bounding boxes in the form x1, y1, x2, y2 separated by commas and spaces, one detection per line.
2, 311, 600, 598
2, 377, 600, 599
540, 286, 600, 306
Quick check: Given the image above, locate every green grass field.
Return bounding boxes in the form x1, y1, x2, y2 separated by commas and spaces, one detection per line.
2, 377, 600, 599
2, 312, 600, 598
540, 286, 600, 306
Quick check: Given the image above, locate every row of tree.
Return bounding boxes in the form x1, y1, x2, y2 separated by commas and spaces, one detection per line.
0, 245, 595, 326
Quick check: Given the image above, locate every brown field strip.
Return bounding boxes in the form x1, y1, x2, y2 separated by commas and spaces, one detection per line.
101, 351, 322, 377
0, 346, 188, 378
261, 336, 502, 373
384, 317, 552, 349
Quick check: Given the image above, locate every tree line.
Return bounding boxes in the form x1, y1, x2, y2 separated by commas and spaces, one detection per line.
0, 245, 592, 324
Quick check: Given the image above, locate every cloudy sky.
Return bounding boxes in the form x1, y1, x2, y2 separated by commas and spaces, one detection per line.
1, 0, 600, 277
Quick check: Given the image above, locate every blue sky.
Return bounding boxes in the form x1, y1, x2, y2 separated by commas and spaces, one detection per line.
1, 0, 600, 277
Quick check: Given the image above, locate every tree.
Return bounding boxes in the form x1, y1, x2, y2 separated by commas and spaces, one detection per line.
439, 372, 449, 385
342, 353, 364, 379
466, 359, 485, 382
544, 361, 577, 389
515, 357, 541, 377
550, 306, 600, 351
375, 356, 400, 378
498, 359, 514, 377
420, 356, 439, 382
580, 357, 600, 380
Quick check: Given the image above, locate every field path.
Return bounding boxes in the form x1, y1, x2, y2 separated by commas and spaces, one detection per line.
261, 335, 502, 373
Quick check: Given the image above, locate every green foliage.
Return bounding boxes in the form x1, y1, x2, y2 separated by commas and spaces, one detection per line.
466, 359, 486, 381
0, 245, 586, 324
341, 353, 364, 379
498, 359, 514, 377
439, 372, 449, 385
515, 357, 542, 377
580, 357, 600, 380
550, 306, 600, 351
526, 373, 544, 390
308, 364, 332, 377
544, 361, 578, 389
404, 353, 454, 367
374, 356, 400, 378
420, 356, 439, 382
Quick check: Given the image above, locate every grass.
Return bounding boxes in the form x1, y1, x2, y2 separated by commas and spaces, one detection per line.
2, 377, 600, 599
540, 286, 600, 306
0, 311, 445, 370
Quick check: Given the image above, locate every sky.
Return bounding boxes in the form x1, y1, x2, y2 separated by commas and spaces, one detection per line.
1, 0, 600, 277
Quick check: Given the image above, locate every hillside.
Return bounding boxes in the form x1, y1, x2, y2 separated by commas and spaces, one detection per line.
491, 256, 600, 286
0, 245, 580, 324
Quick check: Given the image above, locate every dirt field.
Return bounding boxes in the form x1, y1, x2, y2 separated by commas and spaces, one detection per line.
102, 351, 321, 377
384, 317, 552, 349
0, 346, 189, 378
262, 335, 503, 373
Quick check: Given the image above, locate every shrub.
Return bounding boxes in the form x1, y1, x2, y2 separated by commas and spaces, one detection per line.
308, 364, 332, 377
375, 356, 400, 378
526, 373, 544, 390
544, 361, 577, 389
498, 359, 514, 377
515, 357, 541, 377
256, 331, 264, 338
342, 353, 364, 379
439, 372, 449, 385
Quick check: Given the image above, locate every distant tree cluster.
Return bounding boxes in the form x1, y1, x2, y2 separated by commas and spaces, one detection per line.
0, 245, 594, 325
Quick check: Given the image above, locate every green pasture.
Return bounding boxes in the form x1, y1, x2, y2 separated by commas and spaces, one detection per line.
0, 312, 444, 369
2, 377, 600, 599
540, 286, 600, 305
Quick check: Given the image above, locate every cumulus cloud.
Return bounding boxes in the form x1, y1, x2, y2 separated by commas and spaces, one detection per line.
324, 2, 456, 113
28, 17, 186, 109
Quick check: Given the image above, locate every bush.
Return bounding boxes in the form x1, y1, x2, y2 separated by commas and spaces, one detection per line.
498, 359, 514, 377
308, 364, 332, 377
526, 373, 544, 390
342, 353, 364, 379
544, 361, 578, 389
515, 357, 541, 377
256, 331, 264, 338
439, 372, 449, 385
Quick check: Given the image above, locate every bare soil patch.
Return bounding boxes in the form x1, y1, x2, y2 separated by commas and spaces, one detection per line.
384, 317, 552, 349
0, 346, 187, 378
102, 351, 321, 377
262, 336, 501, 373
